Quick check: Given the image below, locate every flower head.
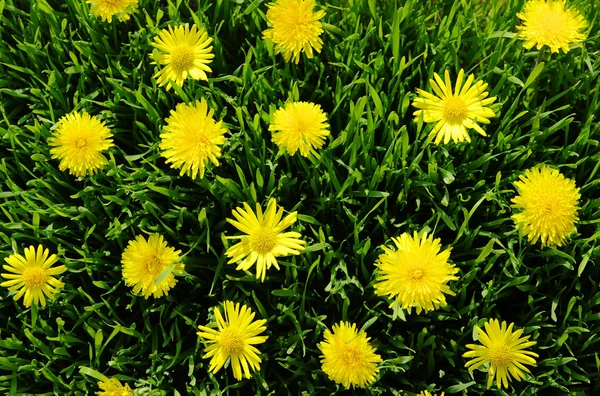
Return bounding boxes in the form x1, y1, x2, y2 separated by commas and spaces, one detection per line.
270, 101, 330, 157
1, 245, 67, 308
97, 377, 133, 395
121, 234, 184, 299
463, 319, 538, 389
374, 231, 458, 314
151, 24, 214, 90
48, 111, 114, 177
512, 165, 580, 247
263, 0, 326, 63
225, 198, 306, 282
197, 301, 268, 381
412, 69, 497, 144
318, 321, 382, 389
87, 0, 138, 22
517, 0, 588, 53
160, 99, 227, 180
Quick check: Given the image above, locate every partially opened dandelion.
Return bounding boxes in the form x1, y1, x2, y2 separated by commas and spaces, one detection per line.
318, 321, 382, 389
225, 198, 306, 282
374, 231, 458, 314
121, 234, 184, 298
151, 24, 214, 90
197, 301, 268, 381
463, 319, 538, 389
48, 111, 114, 177
87, 0, 138, 22
97, 377, 133, 395
263, 0, 326, 63
412, 69, 497, 144
0, 245, 67, 308
517, 0, 587, 53
512, 165, 580, 247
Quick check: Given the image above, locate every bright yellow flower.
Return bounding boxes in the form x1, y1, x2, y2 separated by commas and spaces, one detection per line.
374, 232, 458, 314
318, 321, 382, 389
412, 69, 497, 144
151, 24, 214, 90
197, 301, 268, 381
48, 111, 114, 177
87, 0, 138, 22
159, 99, 227, 180
512, 165, 580, 247
97, 377, 133, 395
270, 101, 330, 157
121, 234, 184, 298
263, 0, 326, 63
0, 245, 67, 308
517, 0, 588, 53
225, 198, 306, 282
418, 391, 445, 396
463, 319, 538, 389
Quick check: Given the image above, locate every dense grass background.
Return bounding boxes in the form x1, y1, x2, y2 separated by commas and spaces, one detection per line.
1, 0, 599, 394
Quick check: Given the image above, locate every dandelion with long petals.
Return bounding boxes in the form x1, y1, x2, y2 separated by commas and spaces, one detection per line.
197, 301, 268, 381
374, 231, 458, 314
318, 321, 382, 389
463, 319, 538, 389
97, 377, 133, 395
517, 0, 588, 53
48, 111, 114, 177
121, 234, 184, 298
160, 99, 227, 180
512, 165, 580, 247
263, 0, 326, 63
1, 245, 67, 308
270, 101, 330, 157
412, 69, 497, 144
151, 24, 214, 90
87, 0, 138, 22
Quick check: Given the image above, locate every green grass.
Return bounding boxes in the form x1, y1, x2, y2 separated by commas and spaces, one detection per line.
1, 0, 599, 394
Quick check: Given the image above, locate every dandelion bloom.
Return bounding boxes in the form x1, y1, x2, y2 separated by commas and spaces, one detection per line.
418, 391, 445, 396
225, 198, 306, 282
121, 234, 184, 299
412, 69, 497, 144
463, 319, 538, 389
318, 321, 382, 389
0, 245, 67, 308
517, 0, 587, 53
270, 101, 330, 157
151, 24, 214, 90
263, 0, 326, 63
48, 111, 114, 177
374, 232, 458, 314
87, 0, 138, 22
512, 165, 580, 247
197, 301, 268, 381
160, 99, 227, 180
97, 377, 133, 395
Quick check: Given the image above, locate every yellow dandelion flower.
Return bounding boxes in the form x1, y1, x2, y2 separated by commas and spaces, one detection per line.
197, 301, 268, 381
418, 391, 445, 396
48, 111, 114, 177
412, 69, 497, 144
159, 99, 227, 180
318, 321, 382, 389
0, 245, 67, 308
225, 198, 306, 282
151, 24, 215, 90
374, 231, 458, 314
87, 0, 138, 22
511, 165, 580, 247
270, 101, 330, 157
121, 234, 184, 299
97, 377, 133, 395
463, 319, 539, 389
263, 0, 326, 63
517, 0, 588, 53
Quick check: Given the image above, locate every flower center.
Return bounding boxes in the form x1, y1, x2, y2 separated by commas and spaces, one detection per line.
74, 138, 88, 149
144, 255, 163, 274
339, 344, 362, 368
487, 344, 513, 368
250, 227, 278, 254
410, 269, 424, 281
171, 46, 195, 71
220, 328, 245, 356
443, 96, 468, 125
23, 267, 47, 288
